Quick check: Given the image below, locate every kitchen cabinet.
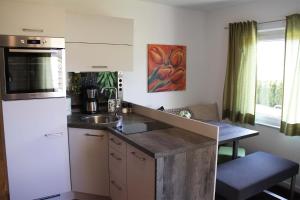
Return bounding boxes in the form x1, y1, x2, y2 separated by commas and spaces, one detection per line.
65, 13, 134, 72
109, 133, 127, 154
65, 43, 132, 72
109, 134, 155, 200
127, 144, 155, 200
68, 126, 215, 200
109, 134, 127, 200
0, 1, 65, 37
2, 98, 70, 200
69, 128, 109, 196
66, 13, 133, 45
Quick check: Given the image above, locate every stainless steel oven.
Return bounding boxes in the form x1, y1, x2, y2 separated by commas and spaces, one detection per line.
0, 35, 65, 100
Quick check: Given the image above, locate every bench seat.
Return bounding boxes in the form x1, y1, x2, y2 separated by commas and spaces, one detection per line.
216, 151, 299, 200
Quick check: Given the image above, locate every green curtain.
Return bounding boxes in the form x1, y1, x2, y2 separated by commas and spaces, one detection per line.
281, 14, 300, 136
223, 21, 258, 125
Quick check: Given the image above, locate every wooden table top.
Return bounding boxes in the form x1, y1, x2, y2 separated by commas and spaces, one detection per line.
207, 121, 259, 144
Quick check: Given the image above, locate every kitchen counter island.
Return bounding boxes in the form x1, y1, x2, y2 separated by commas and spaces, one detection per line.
67, 105, 218, 200
68, 112, 215, 158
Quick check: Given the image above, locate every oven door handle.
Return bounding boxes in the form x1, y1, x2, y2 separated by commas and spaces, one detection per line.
8, 49, 60, 54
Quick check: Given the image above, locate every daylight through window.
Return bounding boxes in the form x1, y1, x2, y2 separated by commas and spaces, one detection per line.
255, 27, 285, 127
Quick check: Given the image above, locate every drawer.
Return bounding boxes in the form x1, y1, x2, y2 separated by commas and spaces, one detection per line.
109, 147, 126, 186
127, 144, 153, 163
110, 177, 127, 200
109, 134, 126, 154
127, 144, 155, 200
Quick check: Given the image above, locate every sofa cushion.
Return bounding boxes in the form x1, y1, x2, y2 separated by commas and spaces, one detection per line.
165, 107, 193, 118
188, 103, 219, 121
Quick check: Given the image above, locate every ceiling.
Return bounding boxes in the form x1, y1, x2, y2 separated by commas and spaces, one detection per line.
2, 0, 278, 11
142, 0, 264, 11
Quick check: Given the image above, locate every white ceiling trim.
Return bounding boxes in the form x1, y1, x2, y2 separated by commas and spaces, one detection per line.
141, 0, 269, 11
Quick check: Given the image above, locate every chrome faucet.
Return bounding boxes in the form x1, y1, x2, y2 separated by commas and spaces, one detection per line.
101, 87, 119, 113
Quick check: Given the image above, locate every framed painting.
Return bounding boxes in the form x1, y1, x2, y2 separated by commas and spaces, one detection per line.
147, 44, 186, 93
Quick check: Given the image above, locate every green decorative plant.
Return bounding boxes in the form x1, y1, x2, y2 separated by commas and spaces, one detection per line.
97, 72, 118, 99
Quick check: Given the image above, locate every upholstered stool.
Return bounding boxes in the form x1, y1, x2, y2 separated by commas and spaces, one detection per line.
216, 151, 299, 200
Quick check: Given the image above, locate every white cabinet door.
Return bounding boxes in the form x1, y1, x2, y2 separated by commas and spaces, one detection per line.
65, 13, 134, 72
69, 128, 109, 196
0, 1, 65, 37
66, 13, 133, 45
2, 98, 70, 200
109, 146, 126, 187
109, 135, 127, 200
65, 43, 133, 72
127, 144, 155, 200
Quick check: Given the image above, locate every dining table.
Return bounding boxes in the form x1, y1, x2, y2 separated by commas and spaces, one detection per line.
208, 121, 259, 159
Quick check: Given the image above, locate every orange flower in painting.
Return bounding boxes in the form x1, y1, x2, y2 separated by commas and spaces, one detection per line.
170, 49, 184, 67
147, 44, 186, 93
149, 46, 166, 65
170, 67, 185, 83
157, 65, 173, 80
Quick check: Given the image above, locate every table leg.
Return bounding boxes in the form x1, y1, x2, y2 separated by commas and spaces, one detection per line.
232, 140, 239, 159
290, 176, 296, 200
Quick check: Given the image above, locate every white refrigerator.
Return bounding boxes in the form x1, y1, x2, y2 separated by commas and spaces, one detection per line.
2, 98, 71, 200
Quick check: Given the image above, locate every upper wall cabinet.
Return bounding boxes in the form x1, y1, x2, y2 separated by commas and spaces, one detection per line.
0, 1, 65, 37
65, 13, 134, 72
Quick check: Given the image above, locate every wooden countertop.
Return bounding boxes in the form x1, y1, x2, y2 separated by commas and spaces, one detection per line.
68, 112, 216, 158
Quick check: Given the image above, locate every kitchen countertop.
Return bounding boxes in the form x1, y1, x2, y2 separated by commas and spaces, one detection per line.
68, 112, 154, 130
68, 112, 216, 158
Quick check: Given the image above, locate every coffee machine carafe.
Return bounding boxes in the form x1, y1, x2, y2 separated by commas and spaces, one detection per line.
85, 87, 98, 114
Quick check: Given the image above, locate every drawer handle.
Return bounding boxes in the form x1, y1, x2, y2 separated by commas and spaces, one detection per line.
131, 151, 146, 161
22, 28, 44, 33
44, 132, 63, 137
110, 138, 122, 146
85, 133, 105, 138
92, 66, 108, 69
110, 153, 122, 161
111, 180, 122, 191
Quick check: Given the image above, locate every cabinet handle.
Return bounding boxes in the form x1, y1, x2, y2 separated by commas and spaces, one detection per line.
110, 153, 122, 161
110, 138, 122, 146
85, 133, 105, 138
9, 49, 59, 54
22, 28, 44, 33
91, 66, 108, 69
111, 180, 122, 191
44, 132, 64, 137
131, 151, 146, 161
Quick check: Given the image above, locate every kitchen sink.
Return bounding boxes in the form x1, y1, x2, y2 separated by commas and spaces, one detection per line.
80, 114, 119, 124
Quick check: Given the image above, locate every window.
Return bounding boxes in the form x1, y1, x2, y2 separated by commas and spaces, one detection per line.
255, 24, 285, 127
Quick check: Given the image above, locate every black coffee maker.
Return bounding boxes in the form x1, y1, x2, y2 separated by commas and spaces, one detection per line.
83, 86, 98, 114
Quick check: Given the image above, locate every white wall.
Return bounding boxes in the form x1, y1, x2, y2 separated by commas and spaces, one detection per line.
122, 4, 211, 109
107, 1, 210, 109
206, 0, 300, 190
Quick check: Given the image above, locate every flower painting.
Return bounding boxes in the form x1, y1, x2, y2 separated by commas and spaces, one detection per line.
148, 44, 186, 93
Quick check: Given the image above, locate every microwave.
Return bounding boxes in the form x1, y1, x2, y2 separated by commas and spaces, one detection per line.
0, 35, 66, 100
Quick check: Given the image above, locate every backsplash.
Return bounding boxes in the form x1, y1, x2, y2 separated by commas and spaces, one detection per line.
67, 72, 119, 106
